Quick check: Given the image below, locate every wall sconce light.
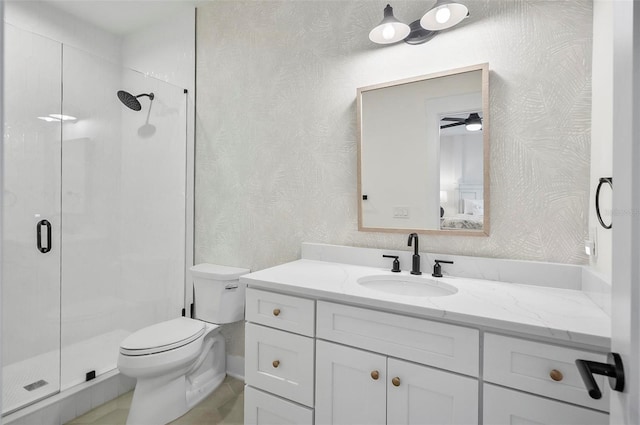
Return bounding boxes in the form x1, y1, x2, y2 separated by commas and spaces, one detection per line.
370, 1, 469, 45
420, 0, 469, 31
369, 4, 411, 44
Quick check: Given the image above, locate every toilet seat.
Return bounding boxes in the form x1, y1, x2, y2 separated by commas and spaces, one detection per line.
120, 317, 206, 356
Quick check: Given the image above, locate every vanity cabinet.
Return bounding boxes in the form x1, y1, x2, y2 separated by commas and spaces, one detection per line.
244, 287, 608, 425
316, 340, 478, 425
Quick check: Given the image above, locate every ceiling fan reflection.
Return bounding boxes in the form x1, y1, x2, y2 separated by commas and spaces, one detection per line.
440, 112, 482, 131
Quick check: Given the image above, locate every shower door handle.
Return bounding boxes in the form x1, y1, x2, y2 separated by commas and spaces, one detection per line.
36, 219, 51, 253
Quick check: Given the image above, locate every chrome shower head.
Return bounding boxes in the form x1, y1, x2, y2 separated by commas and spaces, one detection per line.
117, 90, 154, 111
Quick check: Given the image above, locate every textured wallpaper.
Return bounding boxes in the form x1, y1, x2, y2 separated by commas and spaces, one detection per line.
195, 0, 593, 355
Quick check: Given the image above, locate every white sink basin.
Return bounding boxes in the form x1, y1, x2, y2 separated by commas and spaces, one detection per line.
357, 274, 458, 298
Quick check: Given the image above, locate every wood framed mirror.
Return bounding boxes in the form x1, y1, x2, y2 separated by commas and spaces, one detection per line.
357, 63, 489, 236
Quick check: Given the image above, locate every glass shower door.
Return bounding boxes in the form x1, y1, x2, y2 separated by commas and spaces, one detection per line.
2, 24, 63, 414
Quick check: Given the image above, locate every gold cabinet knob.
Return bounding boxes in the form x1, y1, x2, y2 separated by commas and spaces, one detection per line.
273, 308, 281, 316
392, 377, 401, 387
371, 370, 379, 380
272, 360, 280, 368
549, 369, 563, 382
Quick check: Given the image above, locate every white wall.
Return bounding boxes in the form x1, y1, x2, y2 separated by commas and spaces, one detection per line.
121, 8, 195, 93
4, 1, 120, 63
195, 0, 593, 358
195, 0, 593, 267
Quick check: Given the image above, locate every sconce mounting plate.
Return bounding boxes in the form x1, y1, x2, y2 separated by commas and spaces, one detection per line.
404, 20, 438, 45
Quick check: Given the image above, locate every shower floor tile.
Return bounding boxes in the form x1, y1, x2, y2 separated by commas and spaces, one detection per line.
65, 376, 244, 425
3, 330, 130, 415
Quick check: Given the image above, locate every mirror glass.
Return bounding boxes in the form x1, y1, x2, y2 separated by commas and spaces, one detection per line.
357, 64, 489, 235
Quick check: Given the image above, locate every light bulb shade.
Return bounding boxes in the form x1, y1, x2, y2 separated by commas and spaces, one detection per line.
369, 4, 411, 44
420, 0, 468, 31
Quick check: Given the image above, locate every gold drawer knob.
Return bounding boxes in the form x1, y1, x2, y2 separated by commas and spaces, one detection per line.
272, 360, 280, 368
549, 369, 563, 382
392, 377, 401, 387
371, 370, 379, 380
273, 308, 281, 317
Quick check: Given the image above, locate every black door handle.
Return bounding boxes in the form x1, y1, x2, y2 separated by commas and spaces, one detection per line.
575, 352, 624, 399
36, 219, 51, 253
595, 177, 612, 229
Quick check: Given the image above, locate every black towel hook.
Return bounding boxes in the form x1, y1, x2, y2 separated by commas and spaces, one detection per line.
595, 177, 612, 229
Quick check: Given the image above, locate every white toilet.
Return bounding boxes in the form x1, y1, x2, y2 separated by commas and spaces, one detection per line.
117, 264, 249, 425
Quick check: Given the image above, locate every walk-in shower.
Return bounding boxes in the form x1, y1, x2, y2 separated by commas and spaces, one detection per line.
2, 24, 188, 416
117, 90, 155, 111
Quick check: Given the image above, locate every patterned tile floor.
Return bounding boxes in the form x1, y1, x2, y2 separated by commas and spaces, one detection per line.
65, 376, 244, 425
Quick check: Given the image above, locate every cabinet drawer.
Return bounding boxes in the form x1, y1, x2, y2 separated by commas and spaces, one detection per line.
246, 288, 315, 336
244, 386, 313, 425
483, 384, 608, 425
317, 301, 479, 376
245, 323, 315, 407
484, 333, 609, 411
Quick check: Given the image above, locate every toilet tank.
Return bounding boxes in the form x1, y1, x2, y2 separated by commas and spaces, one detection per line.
189, 264, 250, 324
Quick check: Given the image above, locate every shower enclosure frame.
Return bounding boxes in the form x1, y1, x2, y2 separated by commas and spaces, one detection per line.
2, 24, 192, 417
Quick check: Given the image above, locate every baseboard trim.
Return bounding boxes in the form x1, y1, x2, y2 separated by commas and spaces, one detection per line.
226, 354, 244, 380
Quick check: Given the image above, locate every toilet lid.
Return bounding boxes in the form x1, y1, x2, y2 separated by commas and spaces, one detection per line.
120, 317, 206, 356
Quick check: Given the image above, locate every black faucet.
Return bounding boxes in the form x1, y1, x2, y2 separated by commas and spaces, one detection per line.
432, 260, 454, 277
407, 233, 421, 275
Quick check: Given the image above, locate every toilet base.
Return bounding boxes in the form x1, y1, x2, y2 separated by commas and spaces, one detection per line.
126, 374, 190, 425
125, 372, 227, 425
124, 330, 226, 425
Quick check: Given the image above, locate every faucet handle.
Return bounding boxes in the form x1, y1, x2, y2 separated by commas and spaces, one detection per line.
432, 259, 454, 278
383, 255, 401, 272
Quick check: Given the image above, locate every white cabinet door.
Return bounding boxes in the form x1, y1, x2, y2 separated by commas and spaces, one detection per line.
315, 340, 386, 425
483, 384, 608, 425
387, 358, 478, 425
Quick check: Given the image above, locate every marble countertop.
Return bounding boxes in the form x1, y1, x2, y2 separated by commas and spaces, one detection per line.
242, 259, 611, 348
